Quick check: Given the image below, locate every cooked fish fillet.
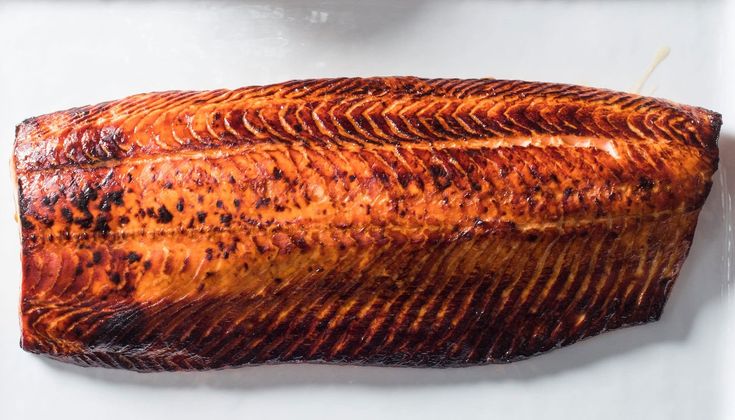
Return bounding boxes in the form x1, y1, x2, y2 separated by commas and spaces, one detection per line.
14, 77, 720, 371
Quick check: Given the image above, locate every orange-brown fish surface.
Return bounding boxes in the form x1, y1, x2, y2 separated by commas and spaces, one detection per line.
14, 77, 721, 371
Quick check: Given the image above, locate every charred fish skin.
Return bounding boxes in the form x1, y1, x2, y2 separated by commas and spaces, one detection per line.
14, 77, 720, 371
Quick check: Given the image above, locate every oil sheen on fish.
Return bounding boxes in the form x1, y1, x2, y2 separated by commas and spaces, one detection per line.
14, 77, 721, 371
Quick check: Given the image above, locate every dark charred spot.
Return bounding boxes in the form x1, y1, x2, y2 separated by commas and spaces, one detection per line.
92, 251, 102, 264
205, 271, 215, 279
205, 248, 214, 261
19, 216, 33, 230
273, 167, 284, 180
638, 177, 655, 191
143, 260, 152, 271
429, 164, 452, 191
229, 175, 236, 184
156, 205, 173, 223
197, 211, 207, 223
293, 237, 309, 251
110, 272, 121, 284
429, 164, 447, 178
38, 215, 54, 228
73, 186, 98, 212
75, 215, 94, 229
563, 187, 574, 199
415, 177, 425, 191
176, 198, 185, 212
275, 204, 286, 212
99, 190, 124, 211
274, 277, 283, 284
164, 181, 173, 189
118, 215, 130, 225
87, 306, 144, 349
527, 234, 539, 242
220, 214, 233, 225
533, 185, 541, 192
74, 264, 83, 276
145, 207, 156, 218
348, 174, 357, 182
256, 244, 267, 254
216, 200, 224, 209
61, 207, 74, 223
397, 173, 411, 188
127, 252, 142, 263
499, 166, 509, 178
373, 169, 390, 184
197, 283, 205, 292
93, 216, 111, 235
256, 197, 271, 208
294, 123, 303, 132
233, 199, 241, 208
41, 194, 59, 207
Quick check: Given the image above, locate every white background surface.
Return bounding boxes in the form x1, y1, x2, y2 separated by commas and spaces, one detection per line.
0, 1, 733, 419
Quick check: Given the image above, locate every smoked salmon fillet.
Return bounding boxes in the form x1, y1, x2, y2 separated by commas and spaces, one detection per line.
13, 77, 721, 371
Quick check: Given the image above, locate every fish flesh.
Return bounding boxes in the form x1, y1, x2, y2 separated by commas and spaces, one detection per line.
14, 77, 721, 371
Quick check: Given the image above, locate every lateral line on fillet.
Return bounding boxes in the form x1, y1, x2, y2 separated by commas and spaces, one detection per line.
18, 135, 634, 173
26, 208, 697, 247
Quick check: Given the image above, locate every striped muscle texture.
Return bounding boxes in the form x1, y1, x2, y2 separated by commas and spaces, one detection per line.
14, 77, 720, 371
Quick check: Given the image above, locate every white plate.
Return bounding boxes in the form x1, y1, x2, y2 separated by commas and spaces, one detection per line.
0, 1, 733, 419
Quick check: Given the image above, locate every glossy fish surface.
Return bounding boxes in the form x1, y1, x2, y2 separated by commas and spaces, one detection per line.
14, 77, 721, 371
